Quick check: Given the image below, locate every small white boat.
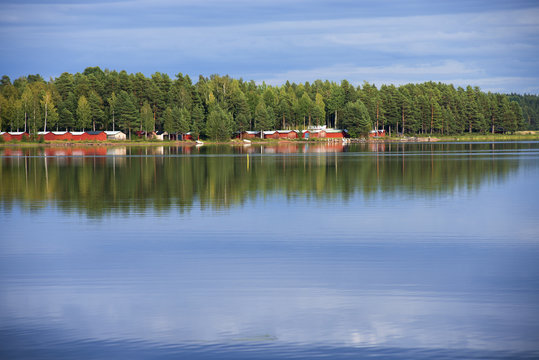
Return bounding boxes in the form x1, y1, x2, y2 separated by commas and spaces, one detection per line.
195, 140, 204, 145
243, 139, 252, 144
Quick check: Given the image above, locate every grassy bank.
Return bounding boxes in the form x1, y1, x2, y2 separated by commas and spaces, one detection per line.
392, 133, 539, 142
1, 133, 539, 147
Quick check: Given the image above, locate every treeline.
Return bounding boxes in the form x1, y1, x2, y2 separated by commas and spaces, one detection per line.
0, 67, 536, 140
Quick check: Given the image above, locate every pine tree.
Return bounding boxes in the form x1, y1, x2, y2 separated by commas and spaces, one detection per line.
76, 96, 91, 131
107, 92, 118, 131
206, 105, 233, 141
88, 90, 104, 131
178, 107, 191, 136
140, 101, 154, 134
342, 101, 371, 137
116, 91, 138, 138
255, 101, 272, 133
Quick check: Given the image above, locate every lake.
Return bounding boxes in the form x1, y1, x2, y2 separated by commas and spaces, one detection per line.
1, 142, 539, 359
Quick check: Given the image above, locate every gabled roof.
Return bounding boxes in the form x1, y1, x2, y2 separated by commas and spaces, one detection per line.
86, 131, 103, 135
104, 131, 124, 135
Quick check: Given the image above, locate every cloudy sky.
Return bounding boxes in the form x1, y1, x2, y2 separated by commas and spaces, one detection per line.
1, 0, 538, 93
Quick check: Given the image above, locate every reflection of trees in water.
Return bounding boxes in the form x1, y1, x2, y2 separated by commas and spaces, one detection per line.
0, 143, 529, 216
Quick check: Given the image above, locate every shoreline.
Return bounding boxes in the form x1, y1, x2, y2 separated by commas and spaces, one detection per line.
1, 134, 539, 147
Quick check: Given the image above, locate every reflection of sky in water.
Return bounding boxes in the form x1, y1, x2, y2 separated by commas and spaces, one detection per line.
1, 148, 539, 359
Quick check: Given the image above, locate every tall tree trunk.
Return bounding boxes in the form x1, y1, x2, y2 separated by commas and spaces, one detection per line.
33, 105, 36, 135
334, 110, 337, 128
376, 103, 379, 130
282, 114, 285, 129
402, 104, 405, 134
24, 112, 27, 133
430, 104, 434, 135
112, 111, 115, 131
44, 103, 48, 133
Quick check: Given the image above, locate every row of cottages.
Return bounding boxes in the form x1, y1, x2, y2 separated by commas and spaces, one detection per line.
1, 131, 127, 141
238, 129, 347, 139
37, 131, 107, 141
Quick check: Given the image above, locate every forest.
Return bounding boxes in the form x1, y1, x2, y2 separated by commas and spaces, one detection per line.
0, 67, 538, 140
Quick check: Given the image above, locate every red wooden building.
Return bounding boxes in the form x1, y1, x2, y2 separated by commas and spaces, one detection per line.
276, 130, 298, 139
43, 131, 72, 141
262, 131, 280, 139
83, 131, 107, 141
326, 130, 345, 138
1, 132, 29, 141
369, 129, 386, 137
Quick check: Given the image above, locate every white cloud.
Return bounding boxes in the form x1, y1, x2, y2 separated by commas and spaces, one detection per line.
1, 3, 538, 92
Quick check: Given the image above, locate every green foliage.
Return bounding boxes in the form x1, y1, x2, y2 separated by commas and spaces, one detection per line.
254, 102, 273, 131
178, 107, 191, 135
76, 95, 91, 131
107, 92, 118, 131
0, 68, 536, 136
342, 100, 371, 137
116, 91, 138, 137
140, 102, 154, 133
206, 105, 233, 141
88, 90, 104, 131
163, 107, 175, 134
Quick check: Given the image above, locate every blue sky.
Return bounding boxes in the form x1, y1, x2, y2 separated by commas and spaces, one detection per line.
0, 0, 538, 93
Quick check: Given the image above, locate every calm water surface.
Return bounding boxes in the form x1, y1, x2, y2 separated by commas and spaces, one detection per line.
1, 142, 539, 359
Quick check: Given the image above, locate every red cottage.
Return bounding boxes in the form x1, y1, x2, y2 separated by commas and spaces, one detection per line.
44, 131, 72, 141
277, 130, 298, 139
262, 131, 279, 139
326, 130, 345, 138
83, 131, 107, 141
369, 130, 386, 137
2, 132, 29, 141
